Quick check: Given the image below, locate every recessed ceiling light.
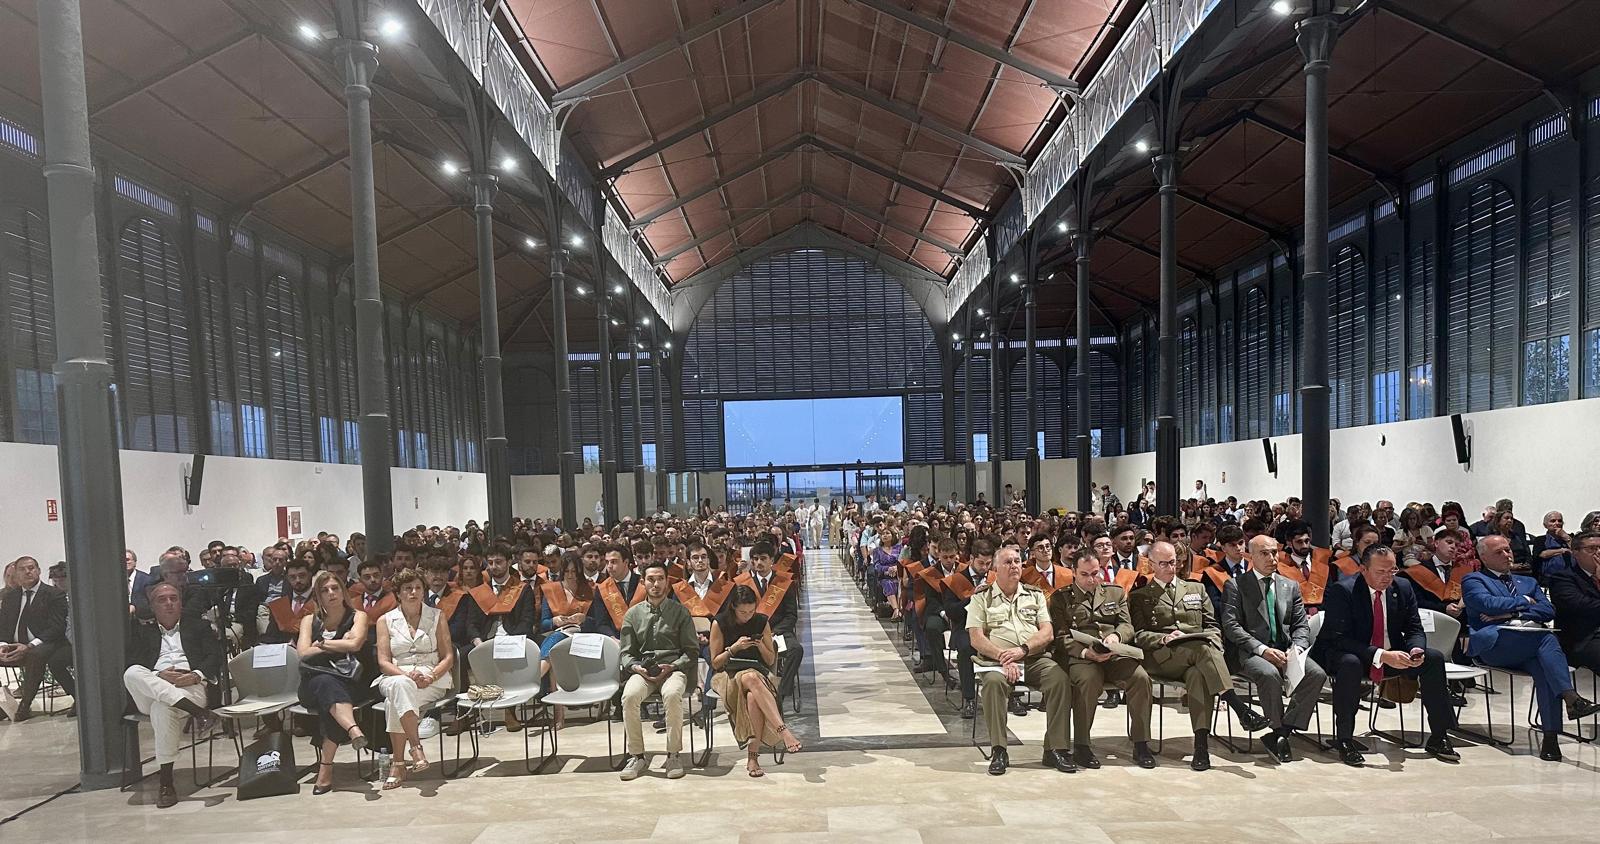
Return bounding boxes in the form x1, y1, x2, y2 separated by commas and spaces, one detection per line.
378, 17, 404, 38
1271, 1, 1293, 16
523, 237, 536, 249
1056, 221, 1068, 233
297, 22, 320, 41
1134, 140, 1150, 153
569, 234, 584, 247
441, 160, 460, 176
500, 156, 517, 172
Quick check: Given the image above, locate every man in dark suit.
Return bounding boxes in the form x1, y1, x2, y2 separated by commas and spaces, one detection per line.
126, 549, 155, 615
1221, 535, 1328, 763
735, 540, 803, 707
124, 581, 222, 808
0, 556, 74, 722
1317, 544, 1457, 766
1550, 531, 1600, 672
1463, 535, 1600, 761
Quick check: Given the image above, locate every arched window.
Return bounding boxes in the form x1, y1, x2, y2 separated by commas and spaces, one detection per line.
1067, 348, 1122, 457
1007, 352, 1061, 459
1523, 190, 1572, 405
1406, 238, 1436, 417
426, 337, 450, 469
1372, 252, 1402, 423
117, 217, 195, 453
265, 272, 312, 461
197, 273, 235, 455
1447, 180, 1517, 412
1239, 286, 1268, 439
1329, 244, 1367, 429
1, 207, 57, 444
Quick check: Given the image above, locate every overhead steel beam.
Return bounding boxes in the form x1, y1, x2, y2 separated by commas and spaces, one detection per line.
90, 29, 258, 117
1177, 189, 1282, 236
552, 0, 787, 104
602, 70, 811, 178
629, 135, 811, 228
1101, 229, 1213, 279
807, 185, 966, 254
651, 185, 804, 266
406, 244, 516, 303
809, 135, 989, 219
227, 146, 357, 213
1372, 1, 1559, 90
1241, 112, 1389, 179
814, 71, 1026, 165
849, 0, 1078, 92
375, 206, 459, 248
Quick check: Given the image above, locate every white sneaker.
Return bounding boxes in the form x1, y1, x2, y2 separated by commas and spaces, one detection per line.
619, 754, 648, 781
0, 686, 16, 721
664, 754, 685, 779
417, 716, 440, 739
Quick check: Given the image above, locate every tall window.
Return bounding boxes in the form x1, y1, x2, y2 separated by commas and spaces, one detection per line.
1271, 287, 1296, 435
1447, 181, 1517, 412
1407, 239, 1436, 418
1179, 317, 1199, 445
1127, 333, 1147, 452
1, 207, 57, 444
336, 321, 359, 462
1008, 352, 1062, 458
426, 338, 451, 469
118, 218, 195, 453
1586, 176, 1600, 397
1217, 311, 1234, 442
1328, 244, 1367, 429
233, 286, 268, 458
1371, 253, 1402, 423
1522, 191, 1572, 405
1238, 286, 1268, 439
197, 275, 236, 455
265, 272, 313, 461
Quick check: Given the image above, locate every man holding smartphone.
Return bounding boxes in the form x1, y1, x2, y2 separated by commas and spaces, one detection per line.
1318, 544, 1459, 766
618, 562, 700, 781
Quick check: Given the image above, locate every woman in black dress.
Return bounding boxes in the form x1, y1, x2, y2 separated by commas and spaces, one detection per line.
709, 585, 801, 777
296, 570, 372, 794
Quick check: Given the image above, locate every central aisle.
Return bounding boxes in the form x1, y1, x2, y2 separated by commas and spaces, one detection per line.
801, 548, 949, 740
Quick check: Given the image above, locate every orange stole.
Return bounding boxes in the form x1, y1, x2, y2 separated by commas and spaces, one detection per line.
597, 578, 645, 630
436, 589, 468, 622
943, 571, 980, 601
469, 580, 529, 617
1104, 567, 1146, 593
777, 552, 796, 574
1021, 565, 1072, 596
1190, 547, 1223, 577
667, 562, 686, 580
735, 571, 793, 618
1402, 562, 1474, 602
916, 566, 951, 609
1330, 551, 1361, 577
350, 591, 397, 618
1276, 547, 1336, 605
1189, 566, 1232, 593
266, 595, 314, 634
672, 578, 732, 617
540, 581, 594, 619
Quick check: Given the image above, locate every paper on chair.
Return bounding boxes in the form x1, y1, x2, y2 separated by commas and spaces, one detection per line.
774, 634, 788, 653
252, 643, 287, 668
493, 635, 525, 659
1419, 612, 1436, 632
1285, 647, 1308, 694
569, 632, 605, 659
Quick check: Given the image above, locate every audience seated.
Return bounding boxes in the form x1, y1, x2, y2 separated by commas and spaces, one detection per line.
967, 546, 1074, 775
1048, 548, 1155, 769
708, 584, 802, 777
373, 568, 454, 788
1461, 535, 1600, 761
0, 556, 75, 722
734, 541, 802, 704
122, 582, 222, 807
1550, 531, 1600, 673
618, 561, 699, 781
1131, 541, 1268, 771
295, 571, 372, 794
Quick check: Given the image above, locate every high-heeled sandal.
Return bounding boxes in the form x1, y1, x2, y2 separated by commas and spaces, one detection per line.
312, 755, 336, 795
346, 724, 368, 752
381, 762, 406, 790
745, 750, 764, 778
776, 723, 803, 753
408, 743, 430, 774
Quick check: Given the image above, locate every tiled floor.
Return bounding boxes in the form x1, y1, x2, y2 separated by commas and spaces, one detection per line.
4, 545, 1600, 842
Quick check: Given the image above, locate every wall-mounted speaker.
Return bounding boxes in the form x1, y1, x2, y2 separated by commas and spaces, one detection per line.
185, 453, 206, 506
1450, 413, 1471, 465
1262, 438, 1278, 477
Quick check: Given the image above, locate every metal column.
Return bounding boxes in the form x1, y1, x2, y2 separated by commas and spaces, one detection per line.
987, 232, 1003, 507
37, 0, 130, 790
470, 172, 513, 536
1075, 229, 1094, 512
1297, 15, 1339, 547
335, 2, 393, 553
1023, 232, 1040, 514
592, 193, 619, 526
652, 332, 667, 514
546, 191, 578, 528
630, 324, 647, 518
1153, 151, 1181, 517
962, 311, 976, 503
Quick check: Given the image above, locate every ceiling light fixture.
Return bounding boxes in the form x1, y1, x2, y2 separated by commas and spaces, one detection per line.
500, 156, 517, 172
441, 160, 460, 176
951, 333, 961, 341
297, 22, 320, 41
1134, 140, 1150, 153
1270, 1, 1293, 16
612, 284, 624, 294
523, 237, 536, 249
575, 286, 586, 295
1010, 273, 1020, 283
976, 308, 985, 317
569, 234, 584, 247
378, 17, 405, 38
611, 319, 621, 326
1056, 221, 1068, 233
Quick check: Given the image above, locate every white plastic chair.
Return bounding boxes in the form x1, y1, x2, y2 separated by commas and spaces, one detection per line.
215, 646, 301, 764
541, 635, 623, 768
455, 636, 548, 773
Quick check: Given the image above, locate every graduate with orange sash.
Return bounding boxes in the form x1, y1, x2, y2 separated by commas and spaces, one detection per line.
464, 546, 538, 645
1275, 524, 1338, 611
1022, 531, 1073, 596
734, 539, 803, 704
257, 557, 316, 645
349, 558, 398, 619
1190, 525, 1250, 615
1399, 526, 1475, 616
1105, 525, 1152, 594
597, 544, 647, 636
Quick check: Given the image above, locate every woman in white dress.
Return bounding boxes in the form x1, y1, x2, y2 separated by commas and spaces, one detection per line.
374, 568, 454, 789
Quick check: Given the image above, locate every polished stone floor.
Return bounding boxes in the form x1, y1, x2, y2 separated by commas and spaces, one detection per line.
4, 546, 1600, 842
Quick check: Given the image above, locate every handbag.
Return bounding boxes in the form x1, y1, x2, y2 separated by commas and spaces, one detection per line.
236, 731, 299, 800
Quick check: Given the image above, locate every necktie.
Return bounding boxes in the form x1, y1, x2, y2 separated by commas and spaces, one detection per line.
425, 593, 438, 608
1498, 573, 1516, 592
1369, 590, 1386, 682
1300, 558, 1311, 580
15, 590, 31, 641
292, 595, 304, 614
1263, 575, 1279, 645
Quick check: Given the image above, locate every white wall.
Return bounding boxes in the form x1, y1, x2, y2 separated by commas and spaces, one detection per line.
0, 442, 487, 564
1078, 397, 1600, 519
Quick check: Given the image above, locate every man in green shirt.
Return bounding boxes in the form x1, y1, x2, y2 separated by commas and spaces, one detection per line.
619, 561, 699, 781
967, 547, 1075, 776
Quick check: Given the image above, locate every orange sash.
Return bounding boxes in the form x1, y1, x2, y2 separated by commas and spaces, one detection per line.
597, 578, 645, 630
943, 570, 980, 601
1402, 562, 1473, 602
777, 552, 796, 574
1331, 550, 1361, 576
350, 591, 397, 618
1190, 547, 1223, 577
1022, 565, 1072, 596
1277, 547, 1335, 605
1190, 566, 1232, 593
1105, 567, 1146, 593
667, 562, 686, 580
266, 595, 314, 634
470, 580, 527, 617
735, 572, 793, 619
436, 589, 467, 622
540, 581, 594, 619
672, 578, 732, 617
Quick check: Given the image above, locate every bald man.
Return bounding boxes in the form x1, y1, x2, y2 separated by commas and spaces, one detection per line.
1131, 542, 1268, 771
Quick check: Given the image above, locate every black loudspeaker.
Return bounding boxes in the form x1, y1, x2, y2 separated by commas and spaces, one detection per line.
1262, 438, 1278, 476
1450, 414, 1471, 465
186, 453, 206, 506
